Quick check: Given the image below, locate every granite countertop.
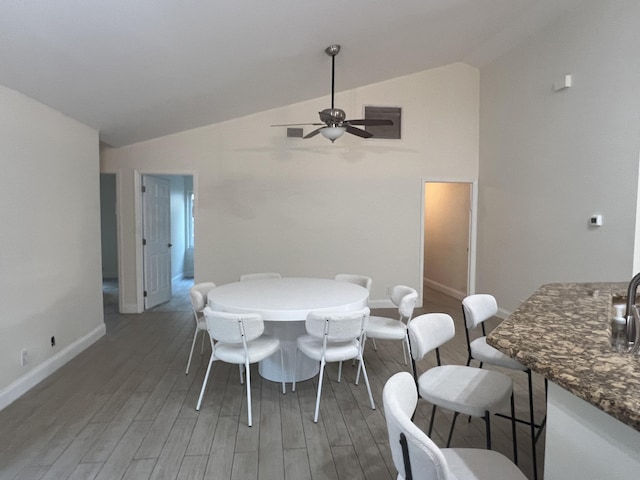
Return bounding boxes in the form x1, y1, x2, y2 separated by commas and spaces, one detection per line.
486, 282, 640, 432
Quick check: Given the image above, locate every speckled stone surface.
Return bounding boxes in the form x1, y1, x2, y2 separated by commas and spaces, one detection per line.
486, 282, 640, 432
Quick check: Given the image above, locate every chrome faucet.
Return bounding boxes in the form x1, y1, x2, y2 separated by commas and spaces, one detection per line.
625, 272, 640, 352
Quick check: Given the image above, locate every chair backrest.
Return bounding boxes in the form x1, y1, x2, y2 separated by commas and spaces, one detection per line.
240, 272, 282, 282
305, 307, 370, 343
383, 372, 451, 480
408, 313, 455, 361
462, 294, 498, 329
189, 282, 217, 313
391, 285, 418, 319
334, 274, 372, 292
202, 307, 264, 344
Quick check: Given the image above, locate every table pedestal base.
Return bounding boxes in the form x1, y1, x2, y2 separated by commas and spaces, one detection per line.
260, 320, 319, 383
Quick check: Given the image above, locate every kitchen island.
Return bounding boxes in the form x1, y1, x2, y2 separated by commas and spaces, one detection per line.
487, 282, 640, 479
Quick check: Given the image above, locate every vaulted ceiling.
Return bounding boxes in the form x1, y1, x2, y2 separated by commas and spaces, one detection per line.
0, 0, 584, 147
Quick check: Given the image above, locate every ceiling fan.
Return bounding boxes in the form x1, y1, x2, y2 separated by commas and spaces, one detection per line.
272, 45, 393, 142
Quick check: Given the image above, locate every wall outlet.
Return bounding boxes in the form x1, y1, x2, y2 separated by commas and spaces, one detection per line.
20, 349, 28, 366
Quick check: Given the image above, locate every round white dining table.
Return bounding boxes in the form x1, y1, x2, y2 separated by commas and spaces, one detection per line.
207, 277, 369, 382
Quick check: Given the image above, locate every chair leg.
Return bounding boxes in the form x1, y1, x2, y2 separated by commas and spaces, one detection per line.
401, 337, 408, 365
354, 336, 368, 367
313, 359, 326, 423
200, 329, 206, 354
239, 364, 244, 384
528, 370, 539, 480
357, 354, 376, 410
446, 411, 460, 447
371, 338, 378, 350
337, 359, 343, 383
185, 328, 199, 375
534, 378, 548, 445
279, 349, 286, 394
245, 360, 252, 427
427, 404, 437, 436
196, 354, 215, 410
292, 348, 299, 392
355, 337, 367, 384
484, 411, 492, 450
510, 393, 518, 465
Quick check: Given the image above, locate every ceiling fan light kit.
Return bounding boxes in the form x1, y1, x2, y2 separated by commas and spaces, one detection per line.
272, 44, 393, 142
320, 126, 346, 142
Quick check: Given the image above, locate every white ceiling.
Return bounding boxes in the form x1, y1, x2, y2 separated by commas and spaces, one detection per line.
0, 0, 584, 147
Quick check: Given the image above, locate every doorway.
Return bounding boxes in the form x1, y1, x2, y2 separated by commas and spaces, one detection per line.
100, 173, 119, 314
140, 174, 195, 310
99, 172, 195, 313
422, 181, 475, 300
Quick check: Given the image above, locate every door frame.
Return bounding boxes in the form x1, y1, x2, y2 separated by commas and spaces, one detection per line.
420, 177, 478, 301
131, 169, 197, 312
100, 170, 126, 314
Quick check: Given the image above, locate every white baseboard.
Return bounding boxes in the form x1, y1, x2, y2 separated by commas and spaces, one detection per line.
172, 273, 185, 283
423, 278, 466, 301
121, 303, 140, 314
496, 306, 511, 320
0, 323, 106, 411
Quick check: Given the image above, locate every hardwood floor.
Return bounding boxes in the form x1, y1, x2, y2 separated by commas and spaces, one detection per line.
0, 280, 546, 479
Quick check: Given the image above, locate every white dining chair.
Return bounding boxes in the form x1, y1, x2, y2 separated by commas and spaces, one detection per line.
334, 273, 372, 377
383, 371, 527, 480
196, 308, 285, 427
408, 313, 518, 458
364, 285, 418, 364
334, 273, 372, 291
292, 307, 375, 423
239, 272, 282, 281
462, 294, 540, 480
185, 282, 216, 375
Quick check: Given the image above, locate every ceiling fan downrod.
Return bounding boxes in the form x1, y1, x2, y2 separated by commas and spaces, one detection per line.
325, 45, 340, 111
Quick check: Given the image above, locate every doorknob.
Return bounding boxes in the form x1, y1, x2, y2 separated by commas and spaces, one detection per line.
168, 243, 173, 247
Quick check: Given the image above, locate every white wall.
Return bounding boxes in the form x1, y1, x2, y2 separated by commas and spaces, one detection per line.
0, 84, 105, 406
101, 62, 480, 311
424, 182, 471, 298
478, 0, 640, 312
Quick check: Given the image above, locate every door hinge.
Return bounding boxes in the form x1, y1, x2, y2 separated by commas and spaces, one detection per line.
142, 238, 146, 246
141, 185, 146, 193
143, 291, 147, 297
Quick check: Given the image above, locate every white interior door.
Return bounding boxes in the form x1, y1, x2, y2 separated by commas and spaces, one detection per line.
142, 175, 172, 309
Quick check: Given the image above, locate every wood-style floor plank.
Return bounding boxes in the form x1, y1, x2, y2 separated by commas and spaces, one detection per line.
283, 448, 311, 480
149, 417, 197, 480
94, 420, 153, 480
176, 455, 208, 480
0, 279, 546, 480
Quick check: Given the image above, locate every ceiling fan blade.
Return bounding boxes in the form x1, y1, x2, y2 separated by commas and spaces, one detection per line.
345, 118, 393, 126
345, 125, 373, 138
304, 127, 324, 139
271, 122, 324, 127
